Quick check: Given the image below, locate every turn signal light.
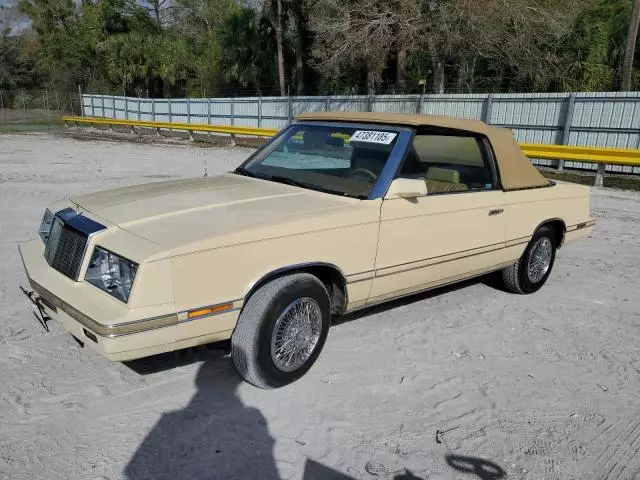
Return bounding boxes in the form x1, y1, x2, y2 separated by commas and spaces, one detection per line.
187, 303, 233, 319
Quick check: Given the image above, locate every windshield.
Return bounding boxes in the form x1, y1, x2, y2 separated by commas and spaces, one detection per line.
236, 124, 401, 198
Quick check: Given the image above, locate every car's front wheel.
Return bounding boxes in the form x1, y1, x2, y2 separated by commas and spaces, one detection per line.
502, 225, 557, 294
231, 273, 331, 389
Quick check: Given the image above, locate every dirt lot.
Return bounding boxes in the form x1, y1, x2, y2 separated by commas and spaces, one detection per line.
1, 133, 639, 480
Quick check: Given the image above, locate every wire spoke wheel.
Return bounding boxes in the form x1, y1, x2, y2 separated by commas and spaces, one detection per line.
271, 297, 322, 372
527, 237, 553, 283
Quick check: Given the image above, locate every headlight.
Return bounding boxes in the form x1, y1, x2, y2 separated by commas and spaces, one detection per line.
85, 246, 138, 303
39, 209, 54, 243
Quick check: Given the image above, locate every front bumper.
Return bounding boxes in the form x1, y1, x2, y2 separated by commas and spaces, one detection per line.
19, 239, 178, 361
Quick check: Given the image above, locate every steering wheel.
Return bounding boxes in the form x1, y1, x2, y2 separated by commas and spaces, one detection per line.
349, 168, 378, 182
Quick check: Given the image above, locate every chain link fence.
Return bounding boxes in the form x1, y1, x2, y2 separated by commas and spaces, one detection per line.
0, 90, 82, 123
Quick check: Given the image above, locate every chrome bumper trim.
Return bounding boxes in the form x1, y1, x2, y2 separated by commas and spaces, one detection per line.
30, 281, 177, 338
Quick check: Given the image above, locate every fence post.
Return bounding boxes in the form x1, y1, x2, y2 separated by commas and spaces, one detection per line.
78, 85, 83, 116
168, 98, 172, 123
483, 94, 493, 124
124, 96, 129, 120
287, 94, 293, 124
152, 98, 160, 137
22, 89, 27, 120
131, 101, 136, 134
325, 96, 331, 112
258, 97, 262, 128
559, 93, 576, 172
137, 97, 141, 121
101, 94, 105, 117
0, 91, 4, 120
91, 95, 95, 117
367, 94, 374, 112
207, 97, 212, 125
594, 163, 606, 187
110, 96, 115, 131
187, 98, 194, 141
230, 97, 236, 145
55, 91, 60, 113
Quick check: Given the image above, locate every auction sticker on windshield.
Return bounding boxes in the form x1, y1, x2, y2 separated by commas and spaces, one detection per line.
350, 130, 397, 145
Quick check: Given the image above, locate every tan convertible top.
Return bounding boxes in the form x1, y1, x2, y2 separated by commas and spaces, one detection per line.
296, 111, 550, 191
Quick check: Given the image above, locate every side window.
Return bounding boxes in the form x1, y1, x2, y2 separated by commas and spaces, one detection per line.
398, 134, 495, 194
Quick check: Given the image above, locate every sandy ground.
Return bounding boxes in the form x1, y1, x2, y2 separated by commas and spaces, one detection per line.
1, 133, 639, 480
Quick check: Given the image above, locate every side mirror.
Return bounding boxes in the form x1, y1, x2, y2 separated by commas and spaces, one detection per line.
385, 178, 428, 199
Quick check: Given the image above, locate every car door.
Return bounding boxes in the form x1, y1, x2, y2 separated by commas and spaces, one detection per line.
368, 132, 508, 304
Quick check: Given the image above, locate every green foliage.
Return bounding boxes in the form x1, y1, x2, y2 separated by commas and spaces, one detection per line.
1, 0, 639, 96
560, 0, 632, 91
219, 7, 276, 94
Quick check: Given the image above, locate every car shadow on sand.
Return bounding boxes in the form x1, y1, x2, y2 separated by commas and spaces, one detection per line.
122, 274, 508, 480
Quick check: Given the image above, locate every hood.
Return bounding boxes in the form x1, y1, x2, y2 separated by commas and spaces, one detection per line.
72, 173, 357, 255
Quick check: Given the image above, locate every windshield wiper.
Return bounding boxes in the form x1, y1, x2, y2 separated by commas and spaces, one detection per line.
237, 170, 368, 199
267, 175, 310, 189
272, 176, 368, 199
233, 167, 259, 178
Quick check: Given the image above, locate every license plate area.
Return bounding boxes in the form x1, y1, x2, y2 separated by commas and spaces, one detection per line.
20, 286, 52, 332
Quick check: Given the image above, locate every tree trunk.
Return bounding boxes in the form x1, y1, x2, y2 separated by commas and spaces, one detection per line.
467, 57, 476, 93
432, 57, 444, 94
621, 0, 640, 91
275, 0, 286, 96
427, 40, 445, 94
292, 1, 308, 95
295, 12, 304, 95
367, 68, 376, 95
396, 46, 407, 93
456, 59, 466, 93
154, 3, 161, 30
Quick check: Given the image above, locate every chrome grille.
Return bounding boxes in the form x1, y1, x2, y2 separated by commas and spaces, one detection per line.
44, 217, 88, 280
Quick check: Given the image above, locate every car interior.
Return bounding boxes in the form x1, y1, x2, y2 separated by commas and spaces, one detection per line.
398, 134, 495, 194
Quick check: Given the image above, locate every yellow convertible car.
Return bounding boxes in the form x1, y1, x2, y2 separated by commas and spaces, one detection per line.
19, 112, 594, 388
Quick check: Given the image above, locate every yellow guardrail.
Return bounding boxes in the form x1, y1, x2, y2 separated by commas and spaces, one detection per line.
61, 116, 279, 137
520, 143, 640, 166
62, 116, 640, 167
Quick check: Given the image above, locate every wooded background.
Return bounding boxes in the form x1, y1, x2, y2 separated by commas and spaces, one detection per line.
1, 0, 640, 98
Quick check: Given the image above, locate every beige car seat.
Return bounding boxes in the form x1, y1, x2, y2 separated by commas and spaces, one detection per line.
425, 167, 468, 194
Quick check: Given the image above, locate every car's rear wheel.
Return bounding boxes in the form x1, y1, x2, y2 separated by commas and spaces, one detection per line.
231, 273, 331, 389
502, 225, 557, 294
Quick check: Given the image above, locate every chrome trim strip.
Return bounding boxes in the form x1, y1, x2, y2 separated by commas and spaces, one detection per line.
347, 263, 512, 313
577, 220, 596, 230
347, 269, 376, 277
374, 244, 505, 279
346, 276, 375, 284
566, 220, 595, 232
375, 241, 505, 275
506, 235, 532, 248
30, 281, 177, 338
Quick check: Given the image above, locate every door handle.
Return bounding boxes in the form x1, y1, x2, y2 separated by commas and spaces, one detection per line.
489, 209, 504, 216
